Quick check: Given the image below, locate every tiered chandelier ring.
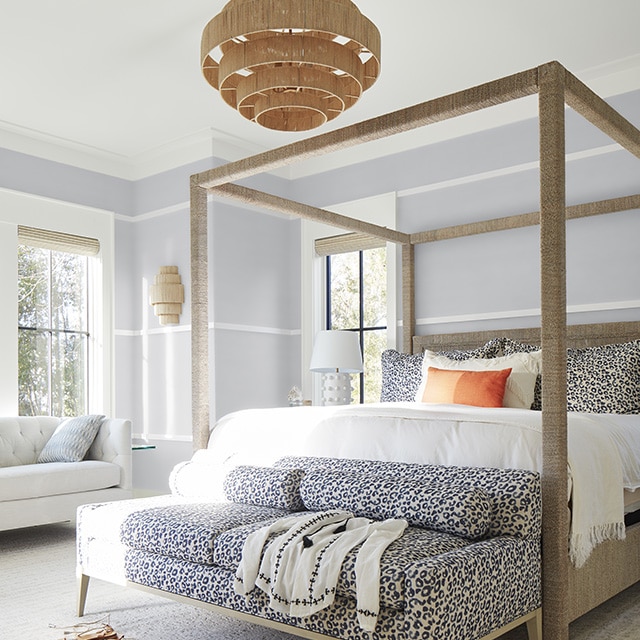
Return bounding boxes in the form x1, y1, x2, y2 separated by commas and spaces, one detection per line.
201, 0, 381, 131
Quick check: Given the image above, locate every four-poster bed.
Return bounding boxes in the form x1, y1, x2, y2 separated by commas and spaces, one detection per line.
188, 60, 640, 640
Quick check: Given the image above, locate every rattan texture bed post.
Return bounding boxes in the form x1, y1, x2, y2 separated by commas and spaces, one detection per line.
194, 68, 540, 191
402, 243, 415, 354
538, 61, 570, 640
190, 179, 210, 451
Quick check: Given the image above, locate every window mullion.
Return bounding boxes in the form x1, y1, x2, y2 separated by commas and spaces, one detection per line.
48, 252, 53, 415
85, 255, 90, 411
358, 250, 365, 403
325, 256, 332, 330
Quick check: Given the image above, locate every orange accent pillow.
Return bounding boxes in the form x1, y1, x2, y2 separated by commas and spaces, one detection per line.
421, 367, 513, 408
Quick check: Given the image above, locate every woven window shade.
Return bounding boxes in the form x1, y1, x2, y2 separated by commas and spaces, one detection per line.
315, 232, 385, 257
18, 226, 100, 256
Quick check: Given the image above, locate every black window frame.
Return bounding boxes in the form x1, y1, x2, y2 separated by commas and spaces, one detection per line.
325, 249, 387, 404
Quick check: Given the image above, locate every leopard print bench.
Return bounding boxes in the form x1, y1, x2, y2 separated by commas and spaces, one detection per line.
76, 457, 542, 640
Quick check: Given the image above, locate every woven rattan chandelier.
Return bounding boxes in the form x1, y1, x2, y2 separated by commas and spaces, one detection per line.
201, 0, 381, 132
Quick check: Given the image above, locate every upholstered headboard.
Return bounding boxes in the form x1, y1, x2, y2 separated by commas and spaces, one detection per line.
412, 321, 640, 354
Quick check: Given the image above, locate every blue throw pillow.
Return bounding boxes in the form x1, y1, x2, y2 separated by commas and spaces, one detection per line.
37, 414, 105, 463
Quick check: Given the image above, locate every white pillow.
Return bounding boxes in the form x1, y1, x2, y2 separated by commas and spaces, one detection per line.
414, 350, 542, 409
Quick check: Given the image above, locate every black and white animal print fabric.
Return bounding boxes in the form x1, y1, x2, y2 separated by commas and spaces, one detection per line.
565, 341, 640, 413
503, 338, 640, 413
276, 456, 541, 539
380, 338, 506, 403
87, 455, 542, 640
120, 502, 293, 565
300, 470, 492, 540
223, 465, 306, 510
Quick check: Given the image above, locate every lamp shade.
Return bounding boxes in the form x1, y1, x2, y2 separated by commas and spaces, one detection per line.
310, 330, 363, 373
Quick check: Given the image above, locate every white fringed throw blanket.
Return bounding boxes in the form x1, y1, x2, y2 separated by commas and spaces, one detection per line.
235, 511, 407, 631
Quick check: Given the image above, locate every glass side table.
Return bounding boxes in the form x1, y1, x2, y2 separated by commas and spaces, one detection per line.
132, 443, 156, 451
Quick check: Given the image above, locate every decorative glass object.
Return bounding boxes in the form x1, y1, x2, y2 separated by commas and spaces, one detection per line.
288, 386, 303, 406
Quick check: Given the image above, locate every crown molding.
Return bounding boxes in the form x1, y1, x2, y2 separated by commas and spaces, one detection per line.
0, 56, 638, 182
0, 124, 273, 181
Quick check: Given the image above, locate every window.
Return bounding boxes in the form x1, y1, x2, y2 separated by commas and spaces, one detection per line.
17, 227, 98, 416
326, 246, 387, 403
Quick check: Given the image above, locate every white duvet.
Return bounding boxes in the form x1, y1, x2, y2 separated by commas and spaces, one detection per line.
180, 403, 640, 567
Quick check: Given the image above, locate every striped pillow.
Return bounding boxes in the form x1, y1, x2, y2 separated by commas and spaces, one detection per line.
37, 415, 105, 463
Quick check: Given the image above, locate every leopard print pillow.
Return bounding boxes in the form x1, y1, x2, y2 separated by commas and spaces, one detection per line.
300, 470, 492, 540
224, 465, 306, 510
503, 338, 640, 413
380, 338, 506, 403
379, 350, 423, 402
566, 341, 640, 413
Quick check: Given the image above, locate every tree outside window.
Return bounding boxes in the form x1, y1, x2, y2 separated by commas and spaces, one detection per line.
18, 245, 89, 416
326, 246, 386, 403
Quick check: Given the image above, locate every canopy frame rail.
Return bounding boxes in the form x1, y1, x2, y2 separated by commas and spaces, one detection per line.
190, 60, 640, 640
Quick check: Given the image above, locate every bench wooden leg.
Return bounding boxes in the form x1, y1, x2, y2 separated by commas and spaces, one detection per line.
77, 569, 90, 617
526, 608, 542, 640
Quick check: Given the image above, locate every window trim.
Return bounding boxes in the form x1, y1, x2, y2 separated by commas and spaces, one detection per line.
0, 187, 114, 416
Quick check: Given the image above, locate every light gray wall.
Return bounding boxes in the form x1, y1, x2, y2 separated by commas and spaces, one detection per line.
0, 147, 132, 213
1, 87, 637, 492
0, 148, 302, 492
291, 89, 640, 343
211, 201, 301, 417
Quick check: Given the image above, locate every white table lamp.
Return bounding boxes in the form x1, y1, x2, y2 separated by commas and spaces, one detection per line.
310, 330, 363, 405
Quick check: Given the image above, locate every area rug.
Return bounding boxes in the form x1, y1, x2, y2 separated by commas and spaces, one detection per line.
1, 523, 639, 639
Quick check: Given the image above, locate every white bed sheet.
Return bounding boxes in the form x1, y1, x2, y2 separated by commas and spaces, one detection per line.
201, 403, 640, 566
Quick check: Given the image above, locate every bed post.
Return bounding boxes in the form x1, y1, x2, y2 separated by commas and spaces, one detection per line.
538, 61, 569, 640
190, 179, 210, 451
402, 243, 415, 353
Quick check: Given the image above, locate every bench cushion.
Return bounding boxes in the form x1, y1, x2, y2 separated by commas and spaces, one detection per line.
115, 499, 474, 612
212, 519, 470, 611
120, 502, 294, 565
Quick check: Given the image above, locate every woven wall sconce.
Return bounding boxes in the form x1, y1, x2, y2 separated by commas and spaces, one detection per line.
149, 266, 185, 325
200, 0, 381, 132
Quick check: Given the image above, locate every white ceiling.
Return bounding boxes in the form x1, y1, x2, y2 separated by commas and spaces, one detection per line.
1, 0, 639, 179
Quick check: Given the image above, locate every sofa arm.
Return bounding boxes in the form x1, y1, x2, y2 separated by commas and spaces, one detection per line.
87, 419, 132, 491
404, 536, 541, 640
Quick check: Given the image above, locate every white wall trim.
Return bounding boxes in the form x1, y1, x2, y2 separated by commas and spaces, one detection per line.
412, 299, 640, 328
116, 191, 293, 224
116, 322, 300, 338
214, 322, 300, 336
115, 201, 189, 223
397, 143, 621, 199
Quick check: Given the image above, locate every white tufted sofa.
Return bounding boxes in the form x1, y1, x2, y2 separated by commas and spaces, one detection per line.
0, 416, 132, 531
